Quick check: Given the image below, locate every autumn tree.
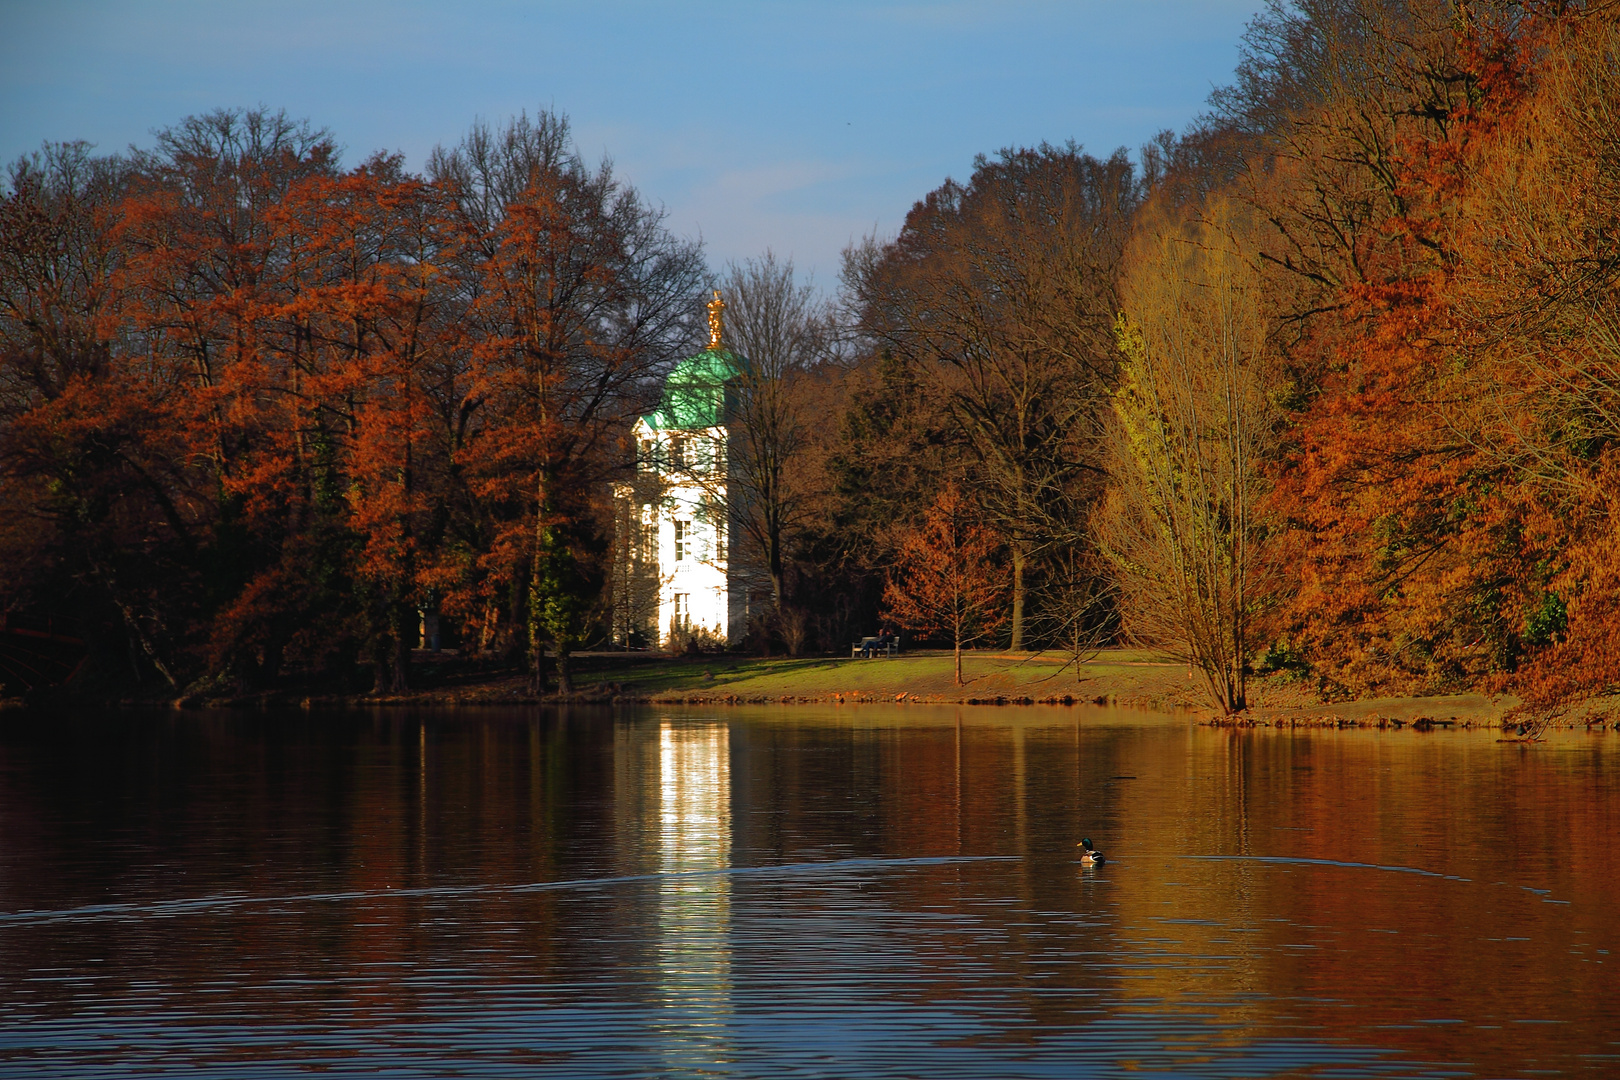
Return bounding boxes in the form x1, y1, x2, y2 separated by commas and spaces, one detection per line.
0, 141, 197, 686
118, 108, 352, 688
264, 158, 458, 692
1, 106, 721, 698
882, 483, 1006, 686
1177, 0, 1565, 698
430, 111, 706, 691
844, 144, 1134, 649
1444, 12, 1620, 708
1205, 0, 1482, 319
1101, 201, 1279, 713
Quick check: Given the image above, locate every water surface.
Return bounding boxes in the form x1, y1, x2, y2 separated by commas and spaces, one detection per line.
1, 704, 1616, 1077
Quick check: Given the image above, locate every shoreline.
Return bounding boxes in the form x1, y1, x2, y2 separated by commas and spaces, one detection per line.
4, 647, 1608, 729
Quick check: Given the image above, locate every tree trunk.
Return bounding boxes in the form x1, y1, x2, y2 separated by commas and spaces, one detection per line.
767, 524, 785, 609
393, 403, 413, 694
391, 603, 411, 694
372, 649, 391, 695
532, 645, 551, 696
954, 615, 963, 687
556, 649, 574, 694
530, 458, 551, 696
1226, 663, 1246, 714
1009, 542, 1026, 651
104, 582, 178, 689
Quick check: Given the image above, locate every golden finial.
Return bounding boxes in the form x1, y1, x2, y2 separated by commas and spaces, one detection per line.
706, 289, 725, 351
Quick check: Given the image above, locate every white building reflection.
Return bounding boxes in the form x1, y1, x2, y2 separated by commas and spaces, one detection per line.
655, 719, 733, 1065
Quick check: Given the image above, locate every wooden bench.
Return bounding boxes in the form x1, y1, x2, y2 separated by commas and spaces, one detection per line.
851, 637, 899, 658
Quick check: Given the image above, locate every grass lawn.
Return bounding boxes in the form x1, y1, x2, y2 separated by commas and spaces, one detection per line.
570, 647, 1191, 703
385, 646, 1520, 723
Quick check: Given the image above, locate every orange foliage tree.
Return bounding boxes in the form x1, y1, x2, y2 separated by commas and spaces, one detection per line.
881, 483, 1006, 685
429, 112, 705, 691
1443, 14, 1620, 709
1201, 2, 1575, 701
1175, 1, 1620, 717
10, 11, 1620, 717
0, 107, 706, 696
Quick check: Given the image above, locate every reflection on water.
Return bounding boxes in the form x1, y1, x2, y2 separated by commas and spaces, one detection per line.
0, 705, 1617, 1078
656, 720, 731, 1069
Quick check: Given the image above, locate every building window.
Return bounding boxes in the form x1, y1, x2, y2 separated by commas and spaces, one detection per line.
639, 438, 653, 472
674, 520, 689, 561
674, 593, 690, 630
669, 436, 686, 470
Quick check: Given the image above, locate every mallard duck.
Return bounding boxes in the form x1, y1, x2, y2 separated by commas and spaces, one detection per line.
1078, 837, 1105, 865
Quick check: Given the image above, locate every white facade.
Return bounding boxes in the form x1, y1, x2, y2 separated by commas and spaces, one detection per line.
636, 420, 736, 644
614, 306, 749, 650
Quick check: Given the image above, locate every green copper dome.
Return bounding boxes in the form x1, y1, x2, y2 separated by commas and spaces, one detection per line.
642, 347, 744, 431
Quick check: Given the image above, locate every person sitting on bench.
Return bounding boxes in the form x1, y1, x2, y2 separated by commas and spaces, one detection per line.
855, 628, 897, 658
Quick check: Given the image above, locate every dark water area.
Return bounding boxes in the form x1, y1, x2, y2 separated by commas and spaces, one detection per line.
0, 704, 1616, 1078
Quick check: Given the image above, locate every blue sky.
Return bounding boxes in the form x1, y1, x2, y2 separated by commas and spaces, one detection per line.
1, 0, 1262, 285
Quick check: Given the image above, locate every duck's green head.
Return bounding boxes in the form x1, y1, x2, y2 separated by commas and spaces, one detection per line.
1079, 837, 1094, 850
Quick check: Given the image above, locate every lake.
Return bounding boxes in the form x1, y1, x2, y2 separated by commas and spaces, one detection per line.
1, 704, 1616, 1078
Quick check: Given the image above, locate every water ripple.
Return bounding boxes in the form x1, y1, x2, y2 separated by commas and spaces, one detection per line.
0, 856, 1017, 928
1184, 854, 1473, 882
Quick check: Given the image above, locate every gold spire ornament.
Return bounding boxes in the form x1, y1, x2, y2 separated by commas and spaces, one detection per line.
706, 289, 725, 350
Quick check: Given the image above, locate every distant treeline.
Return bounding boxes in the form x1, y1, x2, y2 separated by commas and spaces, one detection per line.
2, 1, 1616, 712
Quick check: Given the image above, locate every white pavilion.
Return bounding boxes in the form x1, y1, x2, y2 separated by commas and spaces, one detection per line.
612, 291, 750, 648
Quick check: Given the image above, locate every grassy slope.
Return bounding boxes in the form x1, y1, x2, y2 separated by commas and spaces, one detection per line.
573, 648, 1193, 703
558, 647, 1517, 721
274, 646, 1518, 724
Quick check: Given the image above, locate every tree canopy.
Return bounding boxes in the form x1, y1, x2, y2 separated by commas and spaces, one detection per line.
6, 4, 1620, 717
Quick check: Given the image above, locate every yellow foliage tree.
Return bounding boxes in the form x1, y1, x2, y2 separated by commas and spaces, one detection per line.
1100, 200, 1280, 713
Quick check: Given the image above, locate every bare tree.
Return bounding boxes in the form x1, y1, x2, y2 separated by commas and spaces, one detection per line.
1100, 199, 1280, 713
843, 144, 1135, 649
1202, 0, 1488, 327
718, 251, 833, 619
